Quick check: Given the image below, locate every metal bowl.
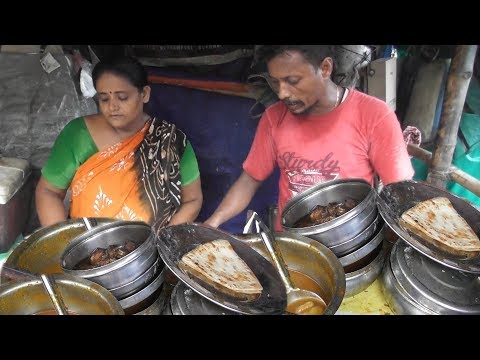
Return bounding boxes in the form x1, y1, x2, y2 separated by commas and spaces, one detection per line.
119, 267, 166, 314
344, 243, 386, 298
0, 274, 124, 315
108, 256, 163, 300
281, 179, 378, 249
339, 222, 385, 273
61, 221, 157, 290
1, 218, 115, 280
329, 213, 381, 257
239, 232, 346, 315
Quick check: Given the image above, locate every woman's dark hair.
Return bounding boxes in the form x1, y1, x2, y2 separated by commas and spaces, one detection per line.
255, 45, 336, 69
92, 55, 148, 91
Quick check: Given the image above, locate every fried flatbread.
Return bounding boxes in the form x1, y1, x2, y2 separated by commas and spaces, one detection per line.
179, 239, 263, 301
399, 197, 480, 257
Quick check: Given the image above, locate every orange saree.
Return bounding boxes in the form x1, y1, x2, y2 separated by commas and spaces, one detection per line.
70, 118, 187, 232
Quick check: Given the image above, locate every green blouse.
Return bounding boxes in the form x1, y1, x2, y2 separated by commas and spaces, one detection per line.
42, 117, 200, 190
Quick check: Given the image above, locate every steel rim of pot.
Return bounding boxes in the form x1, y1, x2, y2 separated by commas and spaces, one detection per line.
0, 273, 124, 315
61, 221, 155, 277
329, 213, 381, 257
281, 178, 377, 235
339, 222, 385, 268
119, 267, 166, 310
381, 258, 436, 315
390, 240, 480, 315
108, 255, 162, 299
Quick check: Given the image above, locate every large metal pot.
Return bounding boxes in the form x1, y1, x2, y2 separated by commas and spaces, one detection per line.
0, 273, 124, 315
381, 240, 480, 315
61, 221, 158, 293
1, 217, 115, 281
281, 179, 377, 253
239, 232, 345, 314
344, 243, 386, 298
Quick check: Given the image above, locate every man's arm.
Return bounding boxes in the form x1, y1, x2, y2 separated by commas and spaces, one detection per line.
168, 177, 203, 226
204, 171, 263, 228
35, 176, 68, 227
369, 112, 414, 185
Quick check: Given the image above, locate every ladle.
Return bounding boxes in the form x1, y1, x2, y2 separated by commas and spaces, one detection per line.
245, 211, 327, 315
1, 265, 68, 315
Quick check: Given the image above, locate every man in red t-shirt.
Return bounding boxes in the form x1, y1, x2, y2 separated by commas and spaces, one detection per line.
205, 45, 414, 231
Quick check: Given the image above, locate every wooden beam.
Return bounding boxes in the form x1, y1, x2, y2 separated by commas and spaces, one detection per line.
427, 45, 478, 188
408, 144, 480, 197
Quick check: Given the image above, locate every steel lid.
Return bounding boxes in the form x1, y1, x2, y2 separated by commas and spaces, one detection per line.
391, 240, 480, 314
170, 282, 237, 315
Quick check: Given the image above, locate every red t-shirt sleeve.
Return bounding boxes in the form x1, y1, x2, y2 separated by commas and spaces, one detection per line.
368, 110, 414, 185
243, 110, 277, 181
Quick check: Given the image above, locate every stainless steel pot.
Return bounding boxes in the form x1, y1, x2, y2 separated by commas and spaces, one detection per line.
0, 273, 124, 315
281, 179, 377, 252
240, 232, 345, 315
119, 267, 166, 315
340, 222, 385, 273
380, 240, 480, 315
344, 242, 386, 298
329, 213, 381, 257
108, 256, 163, 299
1, 217, 115, 280
61, 221, 158, 292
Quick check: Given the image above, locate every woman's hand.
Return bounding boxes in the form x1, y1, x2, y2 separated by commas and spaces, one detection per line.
168, 177, 203, 226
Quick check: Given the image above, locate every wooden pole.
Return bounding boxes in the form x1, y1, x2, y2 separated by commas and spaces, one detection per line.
427, 45, 478, 188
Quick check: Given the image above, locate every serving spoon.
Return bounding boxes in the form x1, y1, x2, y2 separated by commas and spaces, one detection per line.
244, 212, 327, 315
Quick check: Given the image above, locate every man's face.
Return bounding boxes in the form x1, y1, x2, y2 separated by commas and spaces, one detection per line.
267, 50, 329, 115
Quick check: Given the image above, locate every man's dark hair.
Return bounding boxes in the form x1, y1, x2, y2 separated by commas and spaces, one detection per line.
255, 45, 336, 69
92, 55, 148, 91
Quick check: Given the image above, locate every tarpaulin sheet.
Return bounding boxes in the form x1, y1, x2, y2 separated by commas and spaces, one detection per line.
146, 64, 279, 233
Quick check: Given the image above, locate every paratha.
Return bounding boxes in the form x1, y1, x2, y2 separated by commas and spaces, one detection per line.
178, 239, 263, 301
399, 197, 480, 257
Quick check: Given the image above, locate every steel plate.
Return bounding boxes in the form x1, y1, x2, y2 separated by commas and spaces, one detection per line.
377, 180, 480, 273
156, 223, 287, 315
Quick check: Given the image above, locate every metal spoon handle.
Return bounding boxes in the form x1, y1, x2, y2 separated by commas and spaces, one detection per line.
40, 274, 68, 315
245, 211, 295, 292
259, 231, 295, 292
82, 217, 96, 231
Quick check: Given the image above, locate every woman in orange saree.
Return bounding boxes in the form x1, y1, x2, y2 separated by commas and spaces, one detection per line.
36, 55, 202, 233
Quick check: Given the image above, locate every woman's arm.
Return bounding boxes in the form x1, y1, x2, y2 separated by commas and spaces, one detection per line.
35, 176, 68, 227
204, 171, 263, 228
168, 177, 203, 226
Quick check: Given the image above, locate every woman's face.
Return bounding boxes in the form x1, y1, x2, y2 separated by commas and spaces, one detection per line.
95, 72, 150, 131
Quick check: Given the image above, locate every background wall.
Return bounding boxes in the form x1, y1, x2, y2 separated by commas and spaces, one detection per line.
0, 52, 97, 233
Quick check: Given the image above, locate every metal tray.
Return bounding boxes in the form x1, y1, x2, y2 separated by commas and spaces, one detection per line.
377, 180, 480, 274
156, 223, 287, 315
